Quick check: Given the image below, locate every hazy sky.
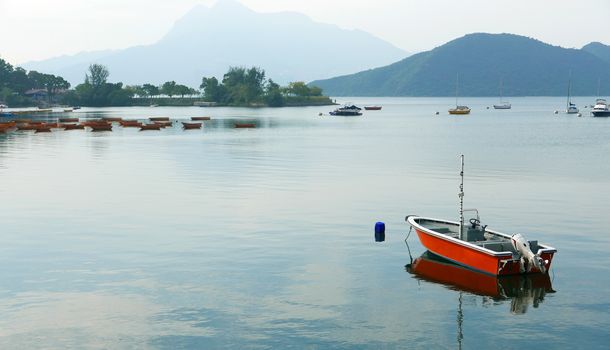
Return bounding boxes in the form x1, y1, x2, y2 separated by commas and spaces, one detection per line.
1, 0, 609, 64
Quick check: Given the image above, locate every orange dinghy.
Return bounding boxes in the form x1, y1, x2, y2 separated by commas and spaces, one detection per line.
406, 156, 556, 276
182, 122, 202, 129
149, 117, 170, 122
140, 124, 162, 131
119, 120, 143, 127
63, 124, 85, 130
59, 118, 79, 123
90, 124, 113, 132
153, 121, 172, 128
234, 123, 256, 128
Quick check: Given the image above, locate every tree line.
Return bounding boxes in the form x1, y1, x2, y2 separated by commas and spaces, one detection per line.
1, 58, 70, 106
2, 59, 330, 107
200, 66, 323, 107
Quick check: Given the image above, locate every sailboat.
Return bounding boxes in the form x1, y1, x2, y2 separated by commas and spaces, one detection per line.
493, 79, 511, 109
566, 72, 579, 114
449, 74, 471, 115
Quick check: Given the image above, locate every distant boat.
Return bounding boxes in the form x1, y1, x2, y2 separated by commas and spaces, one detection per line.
140, 124, 162, 131
0, 104, 8, 109
449, 74, 470, 115
591, 99, 610, 117
182, 122, 202, 129
566, 72, 578, 114
364, 105, 382, 111
493, 78, 511, 109
150, 104, 159, 107
330, 104, 362, 116
234, 123, 256, 128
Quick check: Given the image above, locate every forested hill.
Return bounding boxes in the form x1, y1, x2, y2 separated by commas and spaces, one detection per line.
311, 33, 610, 97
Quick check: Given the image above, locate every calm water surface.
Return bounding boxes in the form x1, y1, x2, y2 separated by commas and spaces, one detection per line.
1, 97, 609, 349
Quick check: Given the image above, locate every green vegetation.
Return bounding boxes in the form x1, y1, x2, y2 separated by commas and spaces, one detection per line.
1, 58, 70, 106
311, 33, 610, 96
200, 66, 332, 107
1, 60, 331, 108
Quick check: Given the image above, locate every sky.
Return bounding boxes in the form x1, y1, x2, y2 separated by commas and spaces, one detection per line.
1, 0, 609, 65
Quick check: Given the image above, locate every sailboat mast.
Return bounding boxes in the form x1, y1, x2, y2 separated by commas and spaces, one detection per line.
499, 78, 503, 103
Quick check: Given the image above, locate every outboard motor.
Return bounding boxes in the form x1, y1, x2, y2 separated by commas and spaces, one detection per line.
511, 233, 546, 274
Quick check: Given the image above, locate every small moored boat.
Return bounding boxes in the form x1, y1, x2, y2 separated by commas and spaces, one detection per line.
406, 155, 556, 276
591, 98, 610, 117
364, 106, 382, 111
182, 122, 202, 129
103, 117, 123, 122
140, 124, 162, 131
191, 116, 211, 121
90, 124, 113, 132
449, 74, 471, 115
63, 124, 85, 130
59, 117, 79, 123
149, 117, 170, 122
234, 123, 256, 128
329, 104, 362, 116
119, 120, 143, 127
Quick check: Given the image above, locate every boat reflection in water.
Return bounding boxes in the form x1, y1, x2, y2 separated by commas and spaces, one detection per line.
406, 251, 555, 314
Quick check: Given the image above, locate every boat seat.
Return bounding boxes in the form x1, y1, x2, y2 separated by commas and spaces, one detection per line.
427, 227, 453, 234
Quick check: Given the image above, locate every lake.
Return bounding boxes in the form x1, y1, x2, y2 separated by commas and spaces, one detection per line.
1, 97, 609, 349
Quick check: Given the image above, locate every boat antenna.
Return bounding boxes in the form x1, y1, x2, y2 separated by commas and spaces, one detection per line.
459, 155, 464, 239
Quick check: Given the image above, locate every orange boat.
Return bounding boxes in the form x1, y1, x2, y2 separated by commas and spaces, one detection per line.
35, 126, 52, 133
140, 124, 161, 131
406, 156, 556, 276
90, 124, 113, 132
103, 117, 123, 122
191, 116, 211, 121
119, 120, 143, 127
182, 122, 202, 129
406, 251, 555, 313
59, 118, 79, 123
153, 121, 172, 128
234, 123, 256, 128
81, 120, 110, 127
63, 124, 85, 130
17, 124, 37, 131
149, 117, 170, 122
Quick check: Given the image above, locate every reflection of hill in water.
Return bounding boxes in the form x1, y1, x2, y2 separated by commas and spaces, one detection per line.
406, 251, 555, 314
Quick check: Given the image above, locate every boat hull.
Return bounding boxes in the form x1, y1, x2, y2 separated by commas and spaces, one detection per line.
448, 109, 471, 115
493, 104, 511, 110
592, 111, 610, 117
408, 216, 556, 276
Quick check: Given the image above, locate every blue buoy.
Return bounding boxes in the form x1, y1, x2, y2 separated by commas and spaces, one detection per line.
374, 222, 385, 242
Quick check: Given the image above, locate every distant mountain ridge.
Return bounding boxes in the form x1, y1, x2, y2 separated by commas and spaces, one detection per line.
21, 0, 407, 87
311, 33, 610, 96
582, 42, 610, 65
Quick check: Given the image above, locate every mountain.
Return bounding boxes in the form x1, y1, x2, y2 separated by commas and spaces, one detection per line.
21, 0, 407, 87
311, 33, 610, 96
582, 42, 610, 65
